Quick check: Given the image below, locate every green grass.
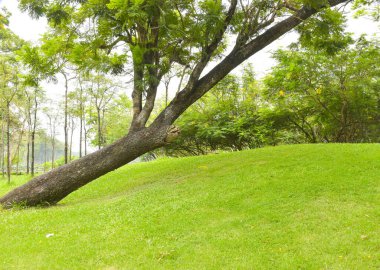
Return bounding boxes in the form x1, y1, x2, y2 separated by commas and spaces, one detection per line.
0, 144, 379, 269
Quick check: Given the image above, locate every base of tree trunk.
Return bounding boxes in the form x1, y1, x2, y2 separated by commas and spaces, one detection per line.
0, 125, 180, 209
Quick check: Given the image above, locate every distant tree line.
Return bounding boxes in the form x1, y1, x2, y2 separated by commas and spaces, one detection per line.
0, 12, 131, 182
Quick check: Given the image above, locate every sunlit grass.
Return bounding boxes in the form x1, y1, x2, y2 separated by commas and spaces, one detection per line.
0, 144, 379, 269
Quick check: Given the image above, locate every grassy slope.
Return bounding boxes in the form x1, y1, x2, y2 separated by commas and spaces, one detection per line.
0, 144, 379, 270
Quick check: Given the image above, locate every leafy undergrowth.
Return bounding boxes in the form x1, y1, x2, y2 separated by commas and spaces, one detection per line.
0, 144, 379, 270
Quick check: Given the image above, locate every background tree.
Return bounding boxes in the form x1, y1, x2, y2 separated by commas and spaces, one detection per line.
70, 75, 88, 158
0, 57, 21, 183
44, 103, 61, 170
27, 87, 44, 176
264, 36, 380, 143
84, 73, 119, 149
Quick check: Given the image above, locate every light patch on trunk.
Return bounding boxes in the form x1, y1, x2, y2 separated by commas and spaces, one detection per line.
165, 126, 181, 143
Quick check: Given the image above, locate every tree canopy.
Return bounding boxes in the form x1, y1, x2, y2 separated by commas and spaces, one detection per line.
18, 0, 355, 130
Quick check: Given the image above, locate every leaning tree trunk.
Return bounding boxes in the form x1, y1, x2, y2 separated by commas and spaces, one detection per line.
0, 125, 179, 208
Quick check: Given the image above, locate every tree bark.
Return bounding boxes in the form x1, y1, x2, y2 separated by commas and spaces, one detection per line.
44, 136, 47, 172
79, 88, 83, 158
84, 122, 88, 156
51, 137, 55, 170
65, 79, 68, 164
1, 115, 5, 178
0, 125, 178, 208
13, 124, 25, 174
79, 115, 83, 158
31, 94, 38, 177
6, 102, 11, 183
31, 124, 35, 176
63, 72, 70, 165
26, 105, 31, 175
97, 106, 102, 150
69, 116, 75, 161
26, 141, 30, 174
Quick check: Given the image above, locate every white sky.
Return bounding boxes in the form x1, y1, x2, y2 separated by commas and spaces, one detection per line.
0, 0, 378, 149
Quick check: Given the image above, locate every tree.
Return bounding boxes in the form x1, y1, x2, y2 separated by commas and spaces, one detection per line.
11, 99, 28, 175
44, 103, 61, 170
1, 0, 356, 207
0, 56, 21, 183
71, 75, 88, 158
0, 12, 24, 182
165, 71, 265, 155
84, 73, 119, 149
25, 87, 44, 176
264, 36, 380, 143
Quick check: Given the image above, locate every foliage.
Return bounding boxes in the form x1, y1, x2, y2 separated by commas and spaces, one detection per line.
166, 67, 272, 155
264, 36, 380, 143
353, 0, 380, 21
161, 31, 379, 156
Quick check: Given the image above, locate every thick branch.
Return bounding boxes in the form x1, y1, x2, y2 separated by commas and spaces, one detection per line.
130, 9, 161, 130
130, 63, 144, 130
184, 0, 238, 91
153, 0, 349, 127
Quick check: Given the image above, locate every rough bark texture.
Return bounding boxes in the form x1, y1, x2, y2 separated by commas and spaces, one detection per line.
0, 125, 179, 208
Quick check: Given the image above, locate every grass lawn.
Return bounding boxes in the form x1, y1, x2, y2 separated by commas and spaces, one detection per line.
0, 144, 379, 269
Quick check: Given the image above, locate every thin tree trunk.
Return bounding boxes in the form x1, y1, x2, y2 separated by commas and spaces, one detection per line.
63, 73, 69, 164
1, 115, 5, 178
16, 146, 20, 175
177, 67, 188, 94
83, 108, 88, 156
84, 127, 88, 156
26, 141, 30, 174
26, 95, 32, 175
47, 114, 56, 170
26, 109, 31, 175
51, 138, 55, 170
6, 102, 11, 184
13, 126, 25, 175
31, 94, 38, 177
69, 117, 74, 161
44, 136, 47, 172
31, 128, 35, 177
79, 104, 83, 158
97, 107, 101, 150
79, 118, 83, 157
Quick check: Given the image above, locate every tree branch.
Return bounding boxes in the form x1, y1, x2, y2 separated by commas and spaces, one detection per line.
153, 0, 350, 126
182, 0, 238, 91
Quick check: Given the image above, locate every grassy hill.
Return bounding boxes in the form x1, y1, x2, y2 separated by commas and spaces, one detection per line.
0, 144, 379, 269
